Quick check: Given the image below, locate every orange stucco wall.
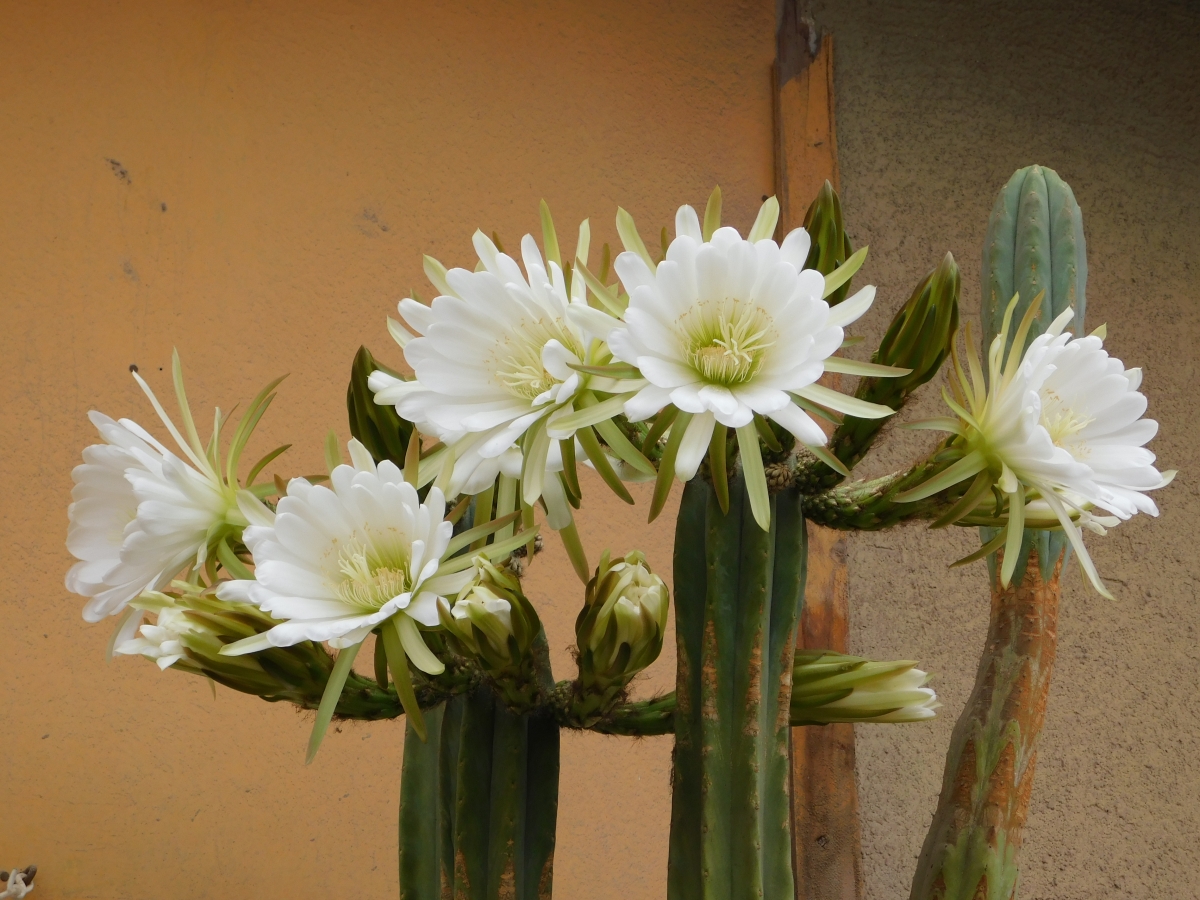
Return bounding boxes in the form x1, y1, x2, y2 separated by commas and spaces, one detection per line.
0, 2, 776, 897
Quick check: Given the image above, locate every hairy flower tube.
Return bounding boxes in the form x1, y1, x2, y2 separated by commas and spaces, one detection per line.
790, 651, 939, 725
368, 206, 642, 528
898, 297, 1174, 597
217, 438, 533, 751
65, 352, 281, 645
602, 194, 903, 528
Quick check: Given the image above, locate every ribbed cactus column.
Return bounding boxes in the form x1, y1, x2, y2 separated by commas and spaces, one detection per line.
668, 474, 807, 900
398, 689, 560, 900
910, 165, 1086, 900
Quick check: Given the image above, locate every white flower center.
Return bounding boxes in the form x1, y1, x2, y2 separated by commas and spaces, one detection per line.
490, 318, 583, 402
335, 540, 411, 611
680, 302, 775, 387
1041, 389, 1094, 451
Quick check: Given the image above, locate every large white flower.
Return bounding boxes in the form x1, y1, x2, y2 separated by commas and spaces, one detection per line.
218, 441, 471, 664
900, 300, 1173, 596
66, 365, 244, 632
604, 198, 895, 526
369, 220, 631, 513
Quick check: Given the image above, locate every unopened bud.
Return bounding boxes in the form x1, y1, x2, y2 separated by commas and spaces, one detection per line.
439, 559, 542, 688
577, 550, 669, 684
446, 584, 517, 664
791, 651, 939, 725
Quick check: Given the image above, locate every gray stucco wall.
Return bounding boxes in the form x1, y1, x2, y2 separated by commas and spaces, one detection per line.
811, 1, 1200, 896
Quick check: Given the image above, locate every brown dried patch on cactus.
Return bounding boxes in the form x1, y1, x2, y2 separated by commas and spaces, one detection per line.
910, 548, 1063, 900
741, 631, 764, 738
700, 618, 720, 722
496, 850, 516, 900
537, 855, 555, 900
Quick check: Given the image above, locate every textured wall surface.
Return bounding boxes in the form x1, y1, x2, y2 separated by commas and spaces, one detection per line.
0, 2, 774, 897
811, 2, 1200, 898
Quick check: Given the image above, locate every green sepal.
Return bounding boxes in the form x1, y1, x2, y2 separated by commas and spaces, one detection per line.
346, 345, 414, 465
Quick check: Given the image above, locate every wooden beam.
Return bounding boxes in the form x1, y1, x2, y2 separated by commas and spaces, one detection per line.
773, 13, 865, 899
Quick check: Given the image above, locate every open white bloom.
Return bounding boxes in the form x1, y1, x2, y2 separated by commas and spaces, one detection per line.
115, 607, 198, 669
606, 198, 894, 494
369, 215, 634, 514
900, 299, 1174, 596
218, 439, 480, 673
66, 360, 248, 633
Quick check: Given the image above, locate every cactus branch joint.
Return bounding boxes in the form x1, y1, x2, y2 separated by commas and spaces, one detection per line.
64, 173, 1173, 898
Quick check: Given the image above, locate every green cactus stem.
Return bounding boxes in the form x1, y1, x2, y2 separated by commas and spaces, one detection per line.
667, 474, 806, 900
910, 165, 1086, 900
908, 550, 1062, 900
399, 668, 560, 899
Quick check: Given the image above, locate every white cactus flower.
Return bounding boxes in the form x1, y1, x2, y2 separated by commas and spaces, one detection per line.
605, 197, 898, 528
218, 440, 478, 671
900, 299, 1174, 596
65, 355, 257, 638
115, 607, 198, 670
369, 214, 636, 513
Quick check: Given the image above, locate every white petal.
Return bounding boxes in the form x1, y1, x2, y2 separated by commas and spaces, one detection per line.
675, 412, 716, 481
825, 285, 876, 329
675, 204, 703, 241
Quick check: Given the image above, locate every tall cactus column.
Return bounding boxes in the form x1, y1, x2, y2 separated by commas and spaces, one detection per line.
910, 165, 1086, 900
669, 475, 807, 899
399, 691, 560, 900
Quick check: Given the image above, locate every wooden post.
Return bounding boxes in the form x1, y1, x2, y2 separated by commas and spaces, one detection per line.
774, 4, 866, 897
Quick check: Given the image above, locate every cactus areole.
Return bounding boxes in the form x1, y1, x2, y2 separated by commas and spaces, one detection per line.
66, 175, 1173, 899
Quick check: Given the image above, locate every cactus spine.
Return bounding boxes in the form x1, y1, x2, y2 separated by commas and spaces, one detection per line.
910, 165, 1087, 900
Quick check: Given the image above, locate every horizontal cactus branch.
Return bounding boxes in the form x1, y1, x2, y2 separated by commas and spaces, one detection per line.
158, 592, 938, 737
800, 443, 962, 531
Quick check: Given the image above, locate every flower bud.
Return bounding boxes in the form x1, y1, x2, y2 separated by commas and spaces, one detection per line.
116, 606, 198, 670
439, 560, 546, 710
445, 583, 518, 666
576, 550, 669, 684
790, 651, 939, 725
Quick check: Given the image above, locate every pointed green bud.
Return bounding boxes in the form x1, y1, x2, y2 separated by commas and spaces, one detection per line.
791, 650, 940, 725
346, 345, 414, 466
799, 252, 962, 493
576, 550, 669, 684
801, 180, 855, 306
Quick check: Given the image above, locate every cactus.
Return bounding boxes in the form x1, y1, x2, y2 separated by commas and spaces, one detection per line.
399, 690, 560, 900
910, 165, 1087, 900
118, 181, 1158, 900
667, 475, 806, 900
